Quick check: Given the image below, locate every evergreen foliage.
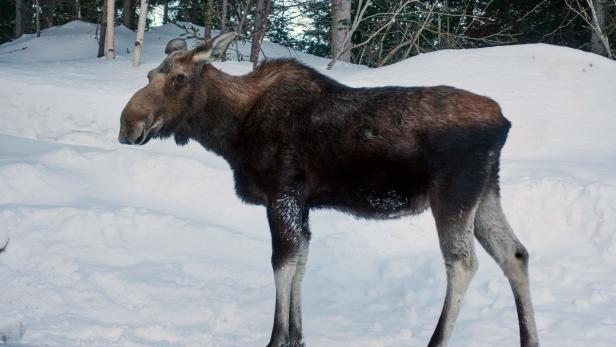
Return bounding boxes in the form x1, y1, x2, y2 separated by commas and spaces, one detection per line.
2, 0, 615, 64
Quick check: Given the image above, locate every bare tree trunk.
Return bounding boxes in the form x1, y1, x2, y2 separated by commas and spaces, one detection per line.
250, 0, 269, 68
330, 0, 351, 63
163, 0, 169, 24
23, 0, 33, 33
76, 0, 81, 19
328, 0, 370, 69
123, 0, 132, 28
98, 0, 107, 57
190, 0, 199, 24
220, 0, 228, 61
234, 0, 252, 61
124, 0, 138, 30
35, 0, 40, 37
105, 0, 115, 60
236, 0, 252, 36
221, 0, 227, 33
590, 0, 610, 56
250, 0, 263, 65
567, 0, 612, 58
16, 0, 24, 38
133, 0, 148, 66
204, 0, 213, 39
42, 0, 56, 29
260, 0, 271, 63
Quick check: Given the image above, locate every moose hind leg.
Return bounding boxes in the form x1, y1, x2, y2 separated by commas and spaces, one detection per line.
474, 186, 539, 347
428, 188, 480, 347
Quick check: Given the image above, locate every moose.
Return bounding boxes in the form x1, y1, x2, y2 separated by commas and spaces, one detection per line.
118, 32, 539, 347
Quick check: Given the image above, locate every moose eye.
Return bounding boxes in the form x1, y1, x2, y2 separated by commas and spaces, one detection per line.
174, 73, 186, 87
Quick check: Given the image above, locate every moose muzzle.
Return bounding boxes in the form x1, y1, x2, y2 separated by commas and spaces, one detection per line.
118, 84, 161, 145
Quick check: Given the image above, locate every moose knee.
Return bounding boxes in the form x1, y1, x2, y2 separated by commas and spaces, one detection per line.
446, 252, 478, 279
513, 245, 529, 265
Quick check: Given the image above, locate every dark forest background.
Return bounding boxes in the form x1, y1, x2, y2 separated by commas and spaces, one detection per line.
2, 0, 615, 67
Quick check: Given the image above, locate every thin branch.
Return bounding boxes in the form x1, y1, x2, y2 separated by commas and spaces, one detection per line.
378, 1, 435, 66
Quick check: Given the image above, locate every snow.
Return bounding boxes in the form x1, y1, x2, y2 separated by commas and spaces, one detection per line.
1, 21, 616, 346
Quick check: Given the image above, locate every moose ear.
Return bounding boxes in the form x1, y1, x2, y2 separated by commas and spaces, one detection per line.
192, 32, 237, 64
165, 38, 187, 55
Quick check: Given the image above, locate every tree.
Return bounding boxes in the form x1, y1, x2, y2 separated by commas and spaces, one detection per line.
220, 0, 228, 61
132, 0, 148, 66
35, 0, 40, 37
15, 0, 23, 38
221, 0, 227, 34
328, 0, 370, 69
23, 0, 32, 33
122, 0, 136, 30
250, 0, 263, 65
590, 0, 611, 56
1, 0, 614, 62
75, 0, 81, 19
250, 0, 270, 69
330, 0, 351, 63
98, 0, 107, 57
163, 0, 169, 24
567, 0, 613, 58
41, 0, 56, 29
204, 0, 213, 39
105, 0, 115, 60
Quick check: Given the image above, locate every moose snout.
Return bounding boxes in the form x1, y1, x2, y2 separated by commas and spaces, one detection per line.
118, 120, 146, 145
119, 84, 162, 145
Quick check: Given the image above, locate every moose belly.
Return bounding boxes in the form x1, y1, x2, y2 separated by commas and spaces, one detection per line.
344, 189, 429, 219
310, 168, 430, 220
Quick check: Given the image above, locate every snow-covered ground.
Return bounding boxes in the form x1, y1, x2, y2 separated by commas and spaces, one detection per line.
1, 21, 615, 347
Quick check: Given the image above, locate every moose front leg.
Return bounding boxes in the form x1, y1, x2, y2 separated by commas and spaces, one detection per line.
266, 192, 310, 347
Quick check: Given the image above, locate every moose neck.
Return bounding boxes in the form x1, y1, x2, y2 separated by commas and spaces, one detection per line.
185, 64, 265, 161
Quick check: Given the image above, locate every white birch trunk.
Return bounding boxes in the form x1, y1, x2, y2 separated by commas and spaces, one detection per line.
132, 0, 148, 67
330, 0, 352, 63
590, 0, 611, 58
105, 0, 115, 60
76, 0, 81, 19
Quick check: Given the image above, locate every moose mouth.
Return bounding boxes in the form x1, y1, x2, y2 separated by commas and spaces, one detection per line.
133, 125, 152, 145
121, 118, 163, 146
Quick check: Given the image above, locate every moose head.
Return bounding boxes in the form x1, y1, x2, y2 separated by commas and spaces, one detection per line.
118, 32, 236, 145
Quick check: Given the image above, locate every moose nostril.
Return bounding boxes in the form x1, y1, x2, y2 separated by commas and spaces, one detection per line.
118, 134, 132, 145
118, 121, 147, 145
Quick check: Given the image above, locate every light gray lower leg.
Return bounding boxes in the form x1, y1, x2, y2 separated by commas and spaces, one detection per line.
267, 193, 308, 347
289, 266, 306, 346
474, 189, 539, 347
288, 210, 311, 347
269, 263, 297, 347
428, 212, 478, 347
